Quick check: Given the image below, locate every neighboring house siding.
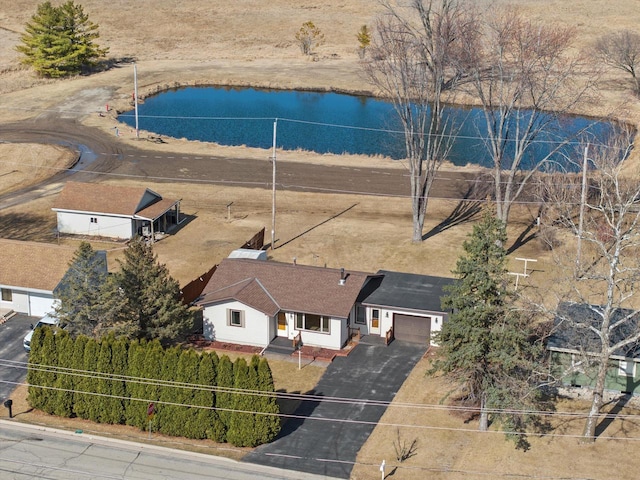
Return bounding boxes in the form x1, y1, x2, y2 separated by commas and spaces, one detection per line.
202, 301, 271, 347
551, 351, 640, 395
57, 212, 133, 239
0, 286, 54, 316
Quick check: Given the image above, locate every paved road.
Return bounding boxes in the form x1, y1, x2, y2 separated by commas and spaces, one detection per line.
0, 120, 487, 207
244, 340, 427, 479
0, 315, 36, 403
0, 420, 336, 480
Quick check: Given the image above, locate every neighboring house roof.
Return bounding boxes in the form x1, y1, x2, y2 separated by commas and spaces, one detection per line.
548, 302, 640, 361
52, 181, 178, 220
360, 270, 455, 313
0, 239, 76, 291
198, 258, 373, 319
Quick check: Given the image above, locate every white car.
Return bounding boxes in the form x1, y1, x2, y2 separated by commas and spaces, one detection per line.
23, 315, 59, 352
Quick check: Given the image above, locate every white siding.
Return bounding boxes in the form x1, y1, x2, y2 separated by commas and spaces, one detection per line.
56, 211, 133, 239
202, 300, 271, 347
0, 287, 55, 316
0, 288, 29, 314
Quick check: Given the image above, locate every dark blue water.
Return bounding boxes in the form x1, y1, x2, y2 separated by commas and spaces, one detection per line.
119, 86, 617, 169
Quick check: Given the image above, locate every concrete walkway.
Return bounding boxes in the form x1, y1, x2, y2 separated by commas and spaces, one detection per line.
243, 340, 427, 479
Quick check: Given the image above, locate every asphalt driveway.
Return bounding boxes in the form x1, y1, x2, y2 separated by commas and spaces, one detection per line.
243, 339, 427, 479
0, 314, 37, 403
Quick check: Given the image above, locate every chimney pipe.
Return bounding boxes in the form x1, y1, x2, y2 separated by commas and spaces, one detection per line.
339, 268, 346, 286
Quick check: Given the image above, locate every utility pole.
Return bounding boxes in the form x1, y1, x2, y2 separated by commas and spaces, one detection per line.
134, 64, 140, 139
271, 119, 277, 250
577, 144, 588, 268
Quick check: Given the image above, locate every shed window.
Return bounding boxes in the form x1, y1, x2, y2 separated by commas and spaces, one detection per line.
90, 217, 98, 223
1, 288, 12, 302
295, 313, 330, 333
355, 306, 366, 325
618, 360, 635, 377
227, 309, 244, 328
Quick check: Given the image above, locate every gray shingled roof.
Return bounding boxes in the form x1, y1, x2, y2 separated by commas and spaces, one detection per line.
548, 302, 640, 360
198, 259, 373, 319
360, 270, 455, 313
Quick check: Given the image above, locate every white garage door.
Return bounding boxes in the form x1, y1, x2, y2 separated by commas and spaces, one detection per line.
29, 293, 54, 317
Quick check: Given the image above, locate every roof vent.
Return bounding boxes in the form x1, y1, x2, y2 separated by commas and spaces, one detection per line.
339, 268, 346, 286
293, 257, 297, 266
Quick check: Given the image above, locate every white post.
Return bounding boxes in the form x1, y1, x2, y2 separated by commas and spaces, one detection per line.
134, 64, 140, 139
298, 347, 301, 370
380, 460, 386, 480
271, 119, 278, 250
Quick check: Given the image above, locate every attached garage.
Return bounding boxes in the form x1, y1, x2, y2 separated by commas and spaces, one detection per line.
393, 313, 431, 344
29, 292, 55, 317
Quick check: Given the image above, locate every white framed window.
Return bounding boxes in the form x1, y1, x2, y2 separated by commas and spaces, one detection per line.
371, 309, 380, 328
295, 313, 330, 333
618, 360, 635, 377
355, 306, 366, 325
227, 309, 244, 328
1, 288, 12, 302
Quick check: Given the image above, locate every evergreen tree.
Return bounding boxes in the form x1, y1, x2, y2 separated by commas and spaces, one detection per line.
38, 327, 58, 414
125, 339, 147, 428
107, 336, 128, 425
432, 206, 544, 449
216, 355, 234, 440
52, 331, 74, 417
54, 241, 107, 337
26, 327, 47, 410
176, 349, 200, 438
254, 358, 281, 444
195, 352, 225, 442
70, 335, 88, 418
141, 340, 164, 433
227, 357, 260, 447
157, 347, 181, 436
16, 1, 107, 77
103, 238, 193, 344
81, 337, 100, 422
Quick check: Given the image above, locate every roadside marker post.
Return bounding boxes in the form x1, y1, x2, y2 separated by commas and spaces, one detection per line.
147, 402, 155, 439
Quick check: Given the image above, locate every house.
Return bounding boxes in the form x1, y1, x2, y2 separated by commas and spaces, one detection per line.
197, 258, 373, 350
357, 270, 454, 345
0, 240, 97, 317
196, 259, 455, 351
52, 181, 182, 241
548, 302, 640, 395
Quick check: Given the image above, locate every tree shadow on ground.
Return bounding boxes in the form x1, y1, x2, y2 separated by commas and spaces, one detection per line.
273, 388, 322, 439
507, 208, 543, 255
595, 375, 640, 438
0, 212, 57, 242
274, 204, 358, 250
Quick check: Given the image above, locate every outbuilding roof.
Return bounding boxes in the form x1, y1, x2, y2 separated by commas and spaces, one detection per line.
198, 258, 373, 319
52, 181, 178, 219
360, 270, 455, 314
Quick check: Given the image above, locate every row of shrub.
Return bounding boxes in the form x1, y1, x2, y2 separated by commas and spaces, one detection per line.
27, 328, 281, 447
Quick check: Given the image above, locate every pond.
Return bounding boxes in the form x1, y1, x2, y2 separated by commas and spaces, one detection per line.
119, 86, 618, 169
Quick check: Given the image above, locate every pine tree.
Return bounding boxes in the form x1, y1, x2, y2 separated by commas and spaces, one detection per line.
104, 238, 193, 344
52, 331, 74, 417
16, 1, 107, 77
432, 206, 544, 449
54, 241, 108, 337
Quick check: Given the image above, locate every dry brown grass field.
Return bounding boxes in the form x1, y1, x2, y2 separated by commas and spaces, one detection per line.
1, 1, 640, 479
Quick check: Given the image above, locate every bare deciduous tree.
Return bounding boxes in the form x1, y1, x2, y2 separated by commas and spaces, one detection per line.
595, 30, 640, 97
362, 0, 477, 242
464, 8, 594, 225
540, 131, 640, 442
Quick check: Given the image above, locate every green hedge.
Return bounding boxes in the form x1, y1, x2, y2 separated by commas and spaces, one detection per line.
27, 330, 280, 446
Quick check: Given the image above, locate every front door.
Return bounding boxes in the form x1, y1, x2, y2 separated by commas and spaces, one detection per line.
370, 308, 381, 335
277, 311, 287, 336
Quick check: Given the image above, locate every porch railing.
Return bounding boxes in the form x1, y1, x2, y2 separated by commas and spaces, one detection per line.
385, 327, 394, 346
292, 332, 302, 349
